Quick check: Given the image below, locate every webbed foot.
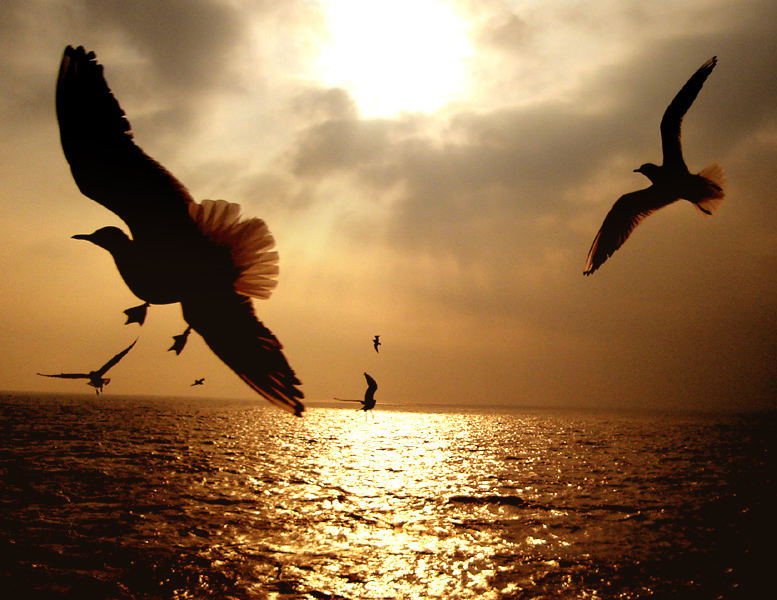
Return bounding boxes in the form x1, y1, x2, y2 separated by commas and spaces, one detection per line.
124, 302, 150, 325
168, 325, 192, 355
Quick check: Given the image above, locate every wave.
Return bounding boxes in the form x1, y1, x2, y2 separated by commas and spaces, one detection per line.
447, 494, 526, 507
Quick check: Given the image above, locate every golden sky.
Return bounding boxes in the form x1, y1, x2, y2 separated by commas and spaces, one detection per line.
1, 0, 776, 411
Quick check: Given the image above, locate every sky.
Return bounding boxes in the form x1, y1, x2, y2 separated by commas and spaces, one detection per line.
1, 0, 776, 412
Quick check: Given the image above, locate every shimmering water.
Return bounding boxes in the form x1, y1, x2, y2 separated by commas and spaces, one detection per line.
0, 393, 774, 599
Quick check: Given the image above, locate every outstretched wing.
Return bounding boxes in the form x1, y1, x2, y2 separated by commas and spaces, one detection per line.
660, 56, 717, 170
56, 46, 196, 242
96, 339, 137, 376
37, 372, 89, 379
364, 372, 378, 393
182, 293, 304, 416
584, 187, 672, 275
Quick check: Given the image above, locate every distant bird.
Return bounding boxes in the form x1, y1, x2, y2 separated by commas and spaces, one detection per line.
584, 56, 725, 275
191, 378, 205, 386
56, 45, 304, 415
37, 339, 137, 394
336, 372, 378, 414
169, 326, 191, 356
372, 335, 381, 353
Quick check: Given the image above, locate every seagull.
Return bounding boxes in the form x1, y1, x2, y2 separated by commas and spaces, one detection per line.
336, 372, 378, 414
584, 56, 725, 275
37, 339, 137, 394
372, 335, 381, 353
191, 378, 205, 386
169, 326, 191, 356
56, 45, 304, 416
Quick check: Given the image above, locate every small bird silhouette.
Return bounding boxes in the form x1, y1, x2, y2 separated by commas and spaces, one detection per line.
372, 335, 381, 353
37, 339, 137, 394
169, 326, 192, 356
336, 372, 378, 414
191, 378, 205, 386
361, 372, 378, 411
584, 56, 724, 275
56, 46, 304, 415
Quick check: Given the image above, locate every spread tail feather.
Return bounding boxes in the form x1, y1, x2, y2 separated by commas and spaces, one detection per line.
189, 199, 279, 299
695, 163, 725, 215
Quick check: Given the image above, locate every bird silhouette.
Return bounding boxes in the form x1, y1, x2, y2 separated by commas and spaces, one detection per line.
336, 372, 378, 414
169, 326, 191, 356
372, 335, 381, 353
191, 378, 205, 386
361, 372, 378, 411
37, 339, 137, 394
584, 56, 725, 275
57, 45, 304, 416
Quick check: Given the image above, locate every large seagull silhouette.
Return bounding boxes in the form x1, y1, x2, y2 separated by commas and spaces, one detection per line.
584, 57, 725, 275
56, 45, 304, 415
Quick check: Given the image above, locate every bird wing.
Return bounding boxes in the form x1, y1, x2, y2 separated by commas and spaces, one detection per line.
37, 372, 89, 379
96, 339, 137, 376
181, 293, 305, 416
364, 373, 378, 393
584, 187, 671, 275
363, 374, 377, 409
56, 46, 196, 242
660, 57, 717, 170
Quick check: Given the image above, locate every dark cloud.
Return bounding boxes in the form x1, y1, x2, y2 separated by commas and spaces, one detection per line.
290, 87, 359, 123
475, 12, 531, 52
82, 0, 244, 92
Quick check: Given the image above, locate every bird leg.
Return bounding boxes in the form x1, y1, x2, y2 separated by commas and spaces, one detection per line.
124, 302, 150, 325
168, 325, 192, 355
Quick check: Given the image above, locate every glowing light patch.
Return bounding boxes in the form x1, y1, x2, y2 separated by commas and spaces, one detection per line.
317, 0, 472, 116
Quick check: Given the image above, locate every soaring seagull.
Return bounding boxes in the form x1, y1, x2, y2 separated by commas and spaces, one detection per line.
191, 378, 205, 387
38, 339, 137, 394
336, 372, 378, 413
56, 45, 304, 416
584, 56, 725, 275
372, 335, 381, 353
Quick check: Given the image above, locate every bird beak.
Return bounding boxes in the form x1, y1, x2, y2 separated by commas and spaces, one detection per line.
71, 233, 91, 241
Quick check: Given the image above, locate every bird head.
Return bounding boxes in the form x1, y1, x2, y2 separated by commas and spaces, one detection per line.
72, 226, 130, 251
634, 163, 661, 183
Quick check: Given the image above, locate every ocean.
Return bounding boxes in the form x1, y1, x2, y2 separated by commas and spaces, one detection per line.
0, 393, 774, 599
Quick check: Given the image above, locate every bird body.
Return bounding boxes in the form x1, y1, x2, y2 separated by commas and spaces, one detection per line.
584, 57, 724, 275
57, 45, 303, 415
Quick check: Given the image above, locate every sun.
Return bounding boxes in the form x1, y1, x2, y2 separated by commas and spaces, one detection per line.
317, 0, 472, 117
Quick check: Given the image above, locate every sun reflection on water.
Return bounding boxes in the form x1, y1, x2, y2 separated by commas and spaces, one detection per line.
245, 408, 517, 598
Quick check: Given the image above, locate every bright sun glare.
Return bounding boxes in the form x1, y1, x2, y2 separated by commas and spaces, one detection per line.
317, 0, 472, 117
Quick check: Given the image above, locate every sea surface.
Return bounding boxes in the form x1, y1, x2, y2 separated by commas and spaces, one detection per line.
0, 393, 774, 599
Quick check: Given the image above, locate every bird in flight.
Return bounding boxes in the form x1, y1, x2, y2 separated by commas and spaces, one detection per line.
169, 326, 191, 356
372, 335, 381, 353
191, 378, 205, 386
56, 45, 304, 415
37, 339, 137, 394
584, 56, 724, 275
336, 372, 378, 415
